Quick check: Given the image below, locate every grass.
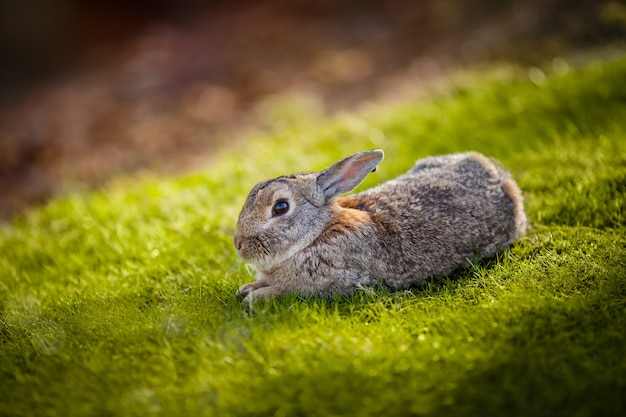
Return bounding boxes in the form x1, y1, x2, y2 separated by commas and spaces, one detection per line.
1, 54, 626, 417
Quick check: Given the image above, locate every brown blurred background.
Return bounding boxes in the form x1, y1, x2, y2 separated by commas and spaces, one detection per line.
0, 0, 624, 219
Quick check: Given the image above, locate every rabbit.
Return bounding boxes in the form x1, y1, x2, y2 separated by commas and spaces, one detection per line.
234, 149, 527, 302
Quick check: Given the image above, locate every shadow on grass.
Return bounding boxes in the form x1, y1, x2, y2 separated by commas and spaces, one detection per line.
430, 284, 626, 417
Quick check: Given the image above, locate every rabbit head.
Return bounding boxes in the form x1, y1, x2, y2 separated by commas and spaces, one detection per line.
234, 150, 384, 272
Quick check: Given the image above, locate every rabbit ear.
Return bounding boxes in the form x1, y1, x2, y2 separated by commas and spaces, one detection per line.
317, 150, 384, 199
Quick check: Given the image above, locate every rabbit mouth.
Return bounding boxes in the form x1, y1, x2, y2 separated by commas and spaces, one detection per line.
238, 246, 277, 273
235, 233, 306, 272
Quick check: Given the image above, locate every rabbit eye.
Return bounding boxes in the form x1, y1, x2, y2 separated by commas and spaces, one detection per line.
272, 199, 290, 216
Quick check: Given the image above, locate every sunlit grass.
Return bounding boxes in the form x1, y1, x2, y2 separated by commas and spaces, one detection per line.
1, 56, 625, 417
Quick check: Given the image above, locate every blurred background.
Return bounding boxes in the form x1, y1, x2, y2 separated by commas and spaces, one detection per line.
0, 0, 624, 219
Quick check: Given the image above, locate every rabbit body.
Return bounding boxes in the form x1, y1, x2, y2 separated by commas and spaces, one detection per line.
234, 150, 526, 301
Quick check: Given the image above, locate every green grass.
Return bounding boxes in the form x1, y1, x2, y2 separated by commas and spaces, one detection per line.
1, 55, 626, 417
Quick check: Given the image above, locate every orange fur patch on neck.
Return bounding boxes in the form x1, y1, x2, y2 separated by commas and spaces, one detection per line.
310, 197, 372, 245
334, 197, 372, 224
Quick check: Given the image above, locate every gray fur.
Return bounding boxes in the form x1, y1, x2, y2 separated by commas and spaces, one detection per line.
234, 150, 527, 302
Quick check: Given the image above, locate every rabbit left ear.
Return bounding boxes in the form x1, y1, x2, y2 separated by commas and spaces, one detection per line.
317, 150, 384, 199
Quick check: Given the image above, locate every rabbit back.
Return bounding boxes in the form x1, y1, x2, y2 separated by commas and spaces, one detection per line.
346, 152, 527, 288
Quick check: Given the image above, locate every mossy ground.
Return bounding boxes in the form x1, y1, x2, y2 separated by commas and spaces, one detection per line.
1, 56, 625, 417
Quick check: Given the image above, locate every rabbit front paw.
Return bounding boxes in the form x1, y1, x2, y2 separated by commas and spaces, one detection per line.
237, 280, 269, 297
242, 286, 285, 303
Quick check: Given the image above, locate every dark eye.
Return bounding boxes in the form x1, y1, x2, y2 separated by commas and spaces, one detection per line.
272, 199, 290, 216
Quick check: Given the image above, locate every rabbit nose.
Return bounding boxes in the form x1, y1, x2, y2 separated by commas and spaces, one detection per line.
234, 235, 243, 251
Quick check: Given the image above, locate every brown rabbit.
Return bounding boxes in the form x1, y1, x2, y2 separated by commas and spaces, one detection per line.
234, 150, 527, 302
